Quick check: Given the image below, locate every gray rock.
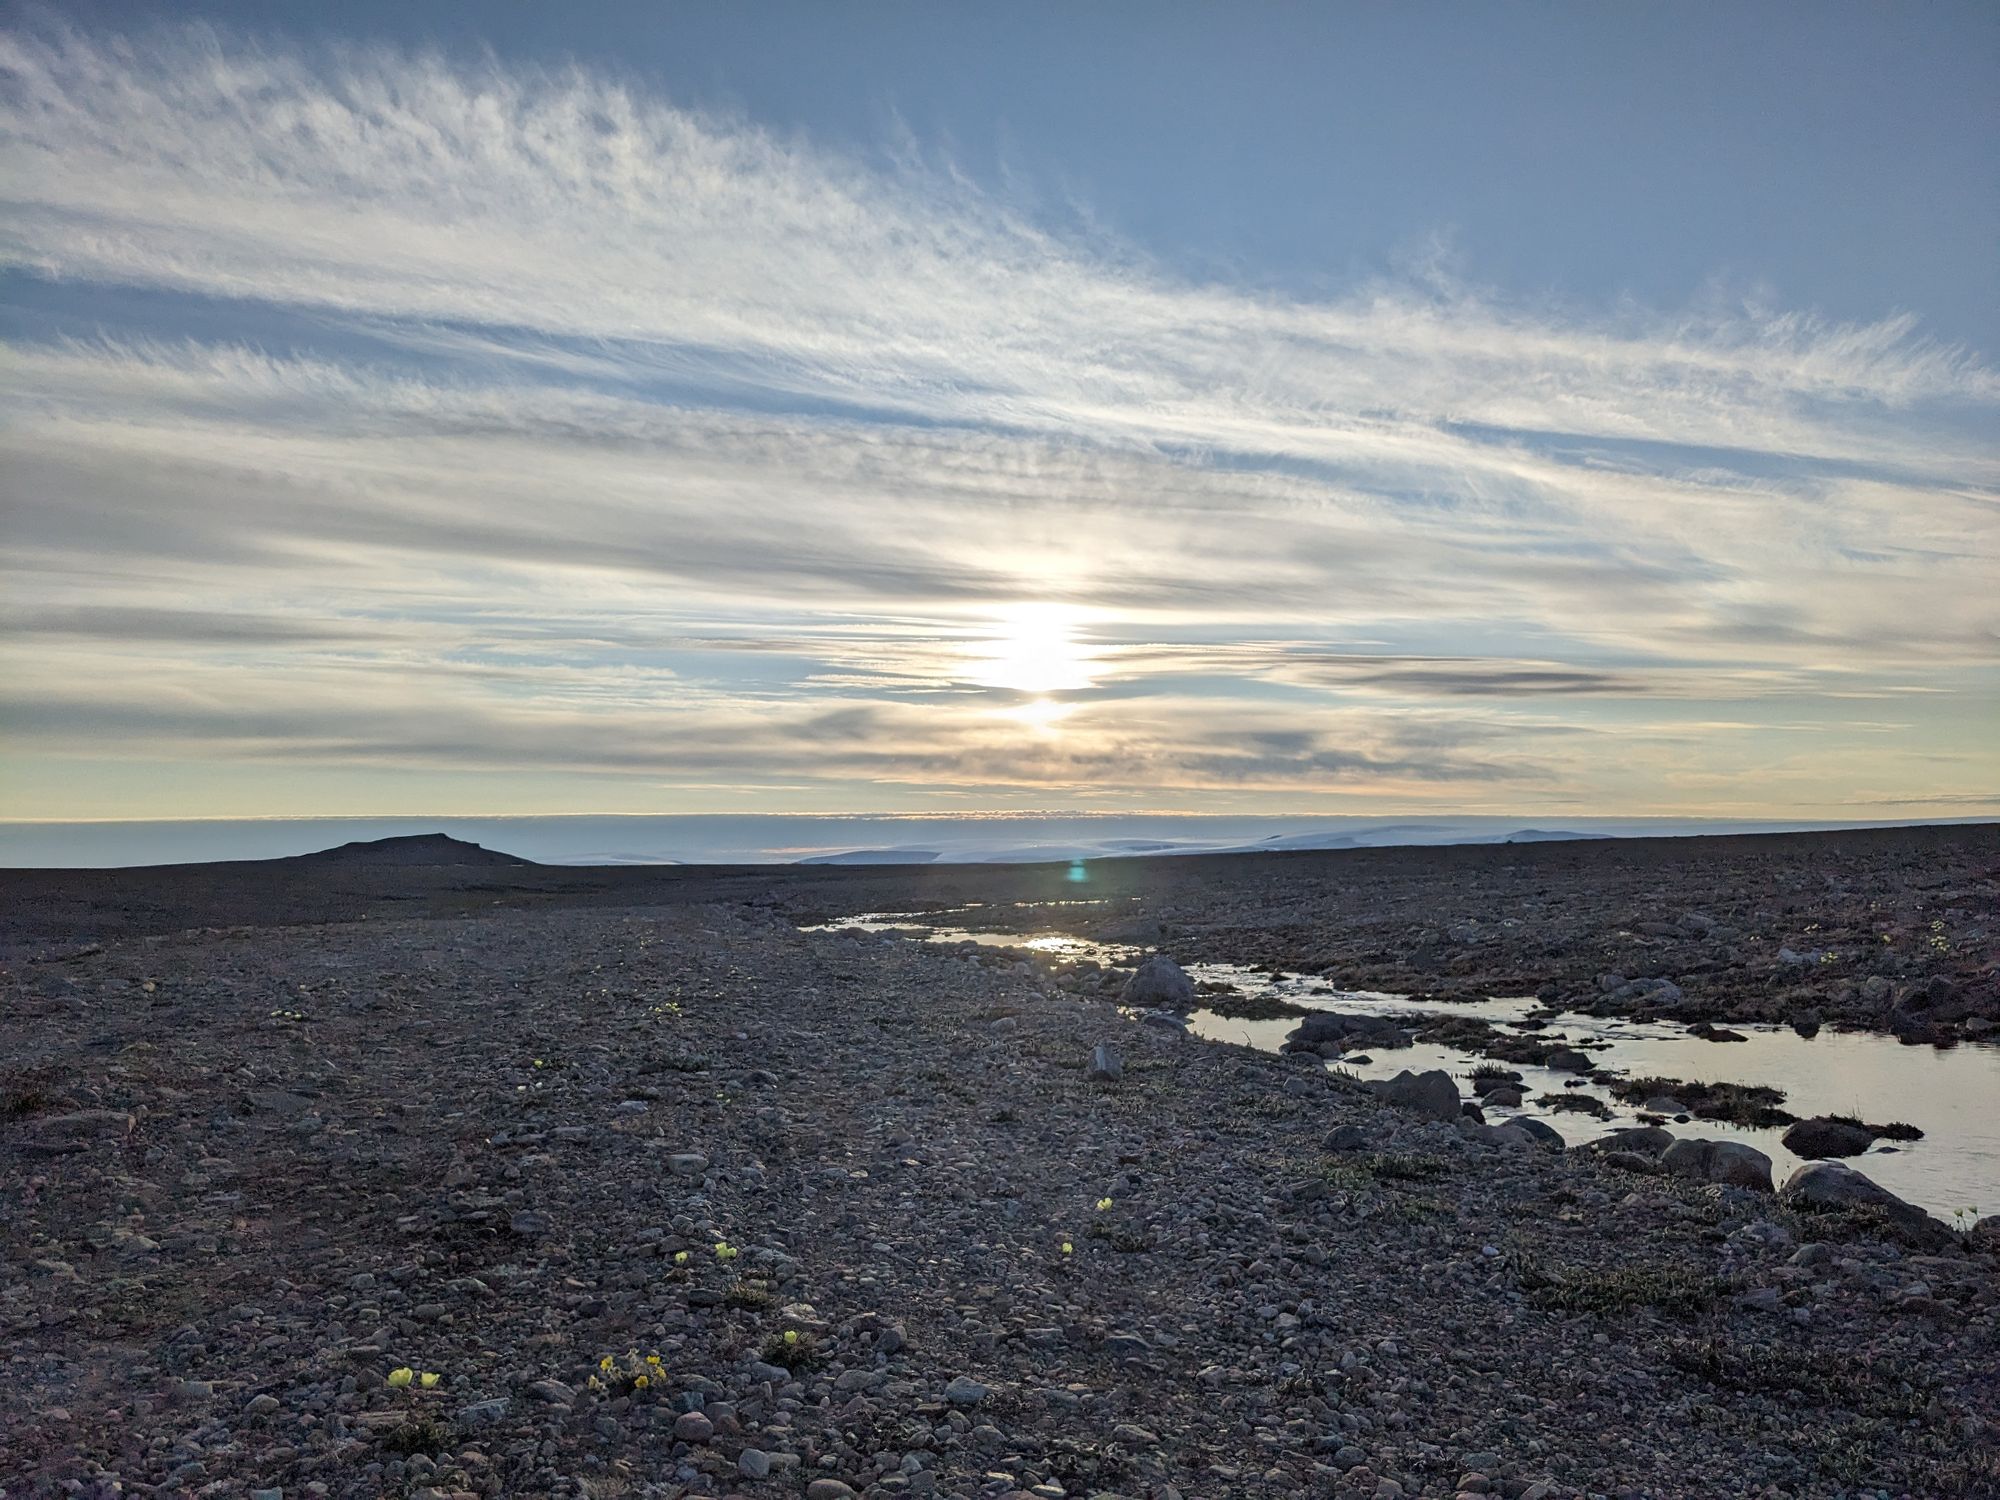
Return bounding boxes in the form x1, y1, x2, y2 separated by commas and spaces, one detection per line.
1546, 1048, 1593, 1073
1119, 954, 1195, 1009
666, 1152, 710, 1177
944, 1375, 989, 1405
1661, 1137, 1773, 1192
806, 1483, 859, 1500
456, 1398, 511, 1429
673, 1410, 715, 1442
1585, 1125, 1673, 1157
17, 1109, 136, 1154
1483, 1086, 1524, 1108
525, 1379, 576, 1406
1512, 1117, 1565, 1149
1779, 1161, 1941, 1239
1780, 1117, 1875, 1159
1086, 1043, 1123, 1084
738, 1448, 772, 1479
1365, 1068, 1460, 1122
1290, 1013, 1355, 1049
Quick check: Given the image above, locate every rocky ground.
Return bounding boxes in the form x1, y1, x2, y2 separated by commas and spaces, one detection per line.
799, 824, 2000, 1045
6, 825, 1995, 1045
4, 868, 1998, 1499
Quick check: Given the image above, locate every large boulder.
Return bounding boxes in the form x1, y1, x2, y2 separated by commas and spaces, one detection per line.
1365, 1069, 1461, 1122
1780, 1117, 1875, 1159
1285, 1012, 1413, 1054
1512, 1117, 1565, 1149
1661, 1137, 1773, 1192
1584, 1125, 1674, 1157
1287, 1013, 1351, 1050
1120, 954, 1196, 1010
1779, 1161, 1944, 1243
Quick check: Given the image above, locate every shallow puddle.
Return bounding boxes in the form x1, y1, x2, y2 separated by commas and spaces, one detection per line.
815, 912, 2000, 1220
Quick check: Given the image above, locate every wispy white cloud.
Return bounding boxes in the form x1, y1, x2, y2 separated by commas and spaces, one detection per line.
0, 20, 1994, 817
3, 23, 1994, 471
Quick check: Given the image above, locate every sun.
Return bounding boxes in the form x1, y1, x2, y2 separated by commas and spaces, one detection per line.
969, 603, 1096, 695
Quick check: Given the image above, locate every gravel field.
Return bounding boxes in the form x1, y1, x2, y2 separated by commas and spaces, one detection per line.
3, 830, 1998, 1498
7, 824, 1993, 1042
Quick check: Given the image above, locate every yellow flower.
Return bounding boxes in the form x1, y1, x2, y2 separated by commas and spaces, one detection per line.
673, 1250, 689, 1265
1096, 1197, 1113, 1211
633, 1374, 650, 1389
386, 1367, 414, 1389
419, 1372, 440, 1389
646, 1354, 662, 1366
783, 1330, 800, 1345
1060, 1241, 1074, 1255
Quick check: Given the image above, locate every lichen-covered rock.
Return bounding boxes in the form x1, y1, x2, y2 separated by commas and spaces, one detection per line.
1779, 1161, 1946, 1244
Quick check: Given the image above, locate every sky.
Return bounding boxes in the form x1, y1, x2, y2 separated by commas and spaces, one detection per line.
2, 2, 1996, 824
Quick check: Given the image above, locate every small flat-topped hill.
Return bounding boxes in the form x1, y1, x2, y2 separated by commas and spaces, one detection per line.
286, 833, 535, 868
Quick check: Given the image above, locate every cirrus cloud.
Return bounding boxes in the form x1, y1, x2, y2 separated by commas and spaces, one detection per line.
0, 19, 1994, 819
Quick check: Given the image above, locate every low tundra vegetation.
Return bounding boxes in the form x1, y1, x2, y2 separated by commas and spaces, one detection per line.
758, 1328, 820, 1371
1606, 1076, 1794, 1128
1516, 1258, 1724, 1317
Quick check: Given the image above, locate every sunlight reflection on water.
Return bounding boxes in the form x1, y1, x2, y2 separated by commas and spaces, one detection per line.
819, 912, 2000, 1219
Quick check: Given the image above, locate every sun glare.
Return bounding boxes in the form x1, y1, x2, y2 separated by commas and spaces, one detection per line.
1008, 696, 1075, 732
970, 603, 1096, 695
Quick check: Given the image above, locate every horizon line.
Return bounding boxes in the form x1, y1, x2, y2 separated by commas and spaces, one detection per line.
3, 810, 1996, 827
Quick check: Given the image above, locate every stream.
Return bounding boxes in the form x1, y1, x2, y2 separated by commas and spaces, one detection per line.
816, 908, 2000, 1222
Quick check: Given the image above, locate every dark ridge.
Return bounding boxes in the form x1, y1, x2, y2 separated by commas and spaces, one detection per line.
286, 833, 535, 868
